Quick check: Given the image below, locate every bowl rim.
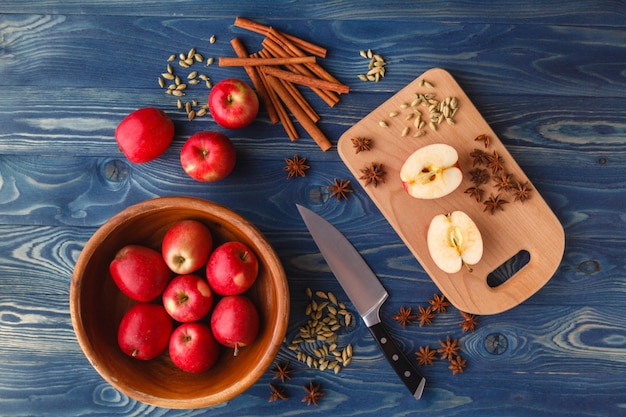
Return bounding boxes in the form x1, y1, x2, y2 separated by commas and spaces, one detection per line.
70, 196, 289, 409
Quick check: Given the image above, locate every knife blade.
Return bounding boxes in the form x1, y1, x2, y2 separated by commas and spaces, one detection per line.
296, 204, 426, 400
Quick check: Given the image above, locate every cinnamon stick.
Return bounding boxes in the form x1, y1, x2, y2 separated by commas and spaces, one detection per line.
262, 38, 339, 107
266, 28, 341, 85
219, 56, 316, 67
229, 38, 279, 124
262, 66, 350, 95
257, 50, 319, 123
234, 16, 327, 58
266, 75, 332, 151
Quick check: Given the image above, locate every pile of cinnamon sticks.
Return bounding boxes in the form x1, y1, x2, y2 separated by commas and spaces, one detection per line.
219, 17, 350, 152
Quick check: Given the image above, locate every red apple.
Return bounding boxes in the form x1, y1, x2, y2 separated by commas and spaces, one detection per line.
210, 295, 259, 356
180, 131, 236, 182
118, 303, 173, 360
208, 78, 259, 129
206, 241, 259, 296
110, 244, 172, 302
161, 219, 213, 274
169, 322, 220, 373
115, 107, 174, 163
162, 274, 213, 323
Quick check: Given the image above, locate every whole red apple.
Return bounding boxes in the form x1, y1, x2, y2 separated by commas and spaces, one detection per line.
161, 219, 213, 274
180, 131, 236, 182
162, 274, 213, 323
169, 322, 220, 373
118, 303, 173, 360
110, 244, 172, 302
208, 78, 259, 129
206, 241, 259, 296
115, 107, 174, 163
210, 295, 259, 356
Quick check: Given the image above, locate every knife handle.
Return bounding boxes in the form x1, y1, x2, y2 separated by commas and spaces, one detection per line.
368, 322, 426, 400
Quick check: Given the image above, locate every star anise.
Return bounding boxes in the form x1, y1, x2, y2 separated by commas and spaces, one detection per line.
448, 355, 467, 375
470, 148, 490, 166
415, 345, 438, 366
459, 311, 479, 333
283, 154, 310, 178
437, 336, 460, 361
428, 293, 450, 313
393, 306, 416, 328
464, 186, 483, 202
474, 133, 491, 148
418, 305, 436, 327
486, 150, 504, 174
359, 162, 386, 187
513, 180, 532, 202
351, 136, 372, 153
269, 383, 288, 402
272, 362, 293, 383
302, 381, 324, 406
328, 179, 353, 201
483, 193, 509, 214
469, 168, 490, 185
493, 172, 514, 192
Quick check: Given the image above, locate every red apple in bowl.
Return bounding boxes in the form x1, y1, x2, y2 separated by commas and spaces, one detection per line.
118, 303, 173, 360
109, 244, 172, 302
208, 78, 259, 129
163, 274, 213, 323
169, 322, 220, 373
115, 107, 174, 163
161, 219, 213, 274
206, 241, 259, 296
180, 131, 236, 182
210, 295, 260, 356
427, 210, 483, 274
400, 143, 463, 199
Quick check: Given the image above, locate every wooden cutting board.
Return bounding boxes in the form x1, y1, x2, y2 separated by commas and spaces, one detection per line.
337, 68, 564, 315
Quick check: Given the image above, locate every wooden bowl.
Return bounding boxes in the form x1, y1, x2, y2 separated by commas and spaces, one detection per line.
70, 197, 289, 409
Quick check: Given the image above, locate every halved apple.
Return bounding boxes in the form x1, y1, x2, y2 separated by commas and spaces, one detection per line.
400, 143, 462, 199
427, 210, 483, 274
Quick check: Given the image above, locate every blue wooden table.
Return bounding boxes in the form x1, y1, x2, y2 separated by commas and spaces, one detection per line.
1, 1, 625, 416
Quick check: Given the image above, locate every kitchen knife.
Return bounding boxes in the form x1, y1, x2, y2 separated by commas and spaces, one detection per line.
296, 204, 426, 400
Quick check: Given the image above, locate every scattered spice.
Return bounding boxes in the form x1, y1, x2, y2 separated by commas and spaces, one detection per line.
474, 133, 491, 148
428, 294, 450, 314
328, 179, 353, 201
513, 180, 533, 202
448, 355, 467, 375
302, 381, 324, 406
284, 155, 310, 178
393, 306, 417, 328
483, 193, 509, 214
415, 345, 438, 366
359, 162, 386, 187
418, 305, 436, 327
459, 312, 479, 333
469, 167, 490, 185
272, 362, 293, 383
358, 49, 386, 82
470, 148, 490, 166
438, 336, 461, 361
464, 186, 483, 202
269, 383, 288, 402
493, 173, 515, 192
288, 288, 354, 374
351, 136, 372, 153
486, 150, 505, 174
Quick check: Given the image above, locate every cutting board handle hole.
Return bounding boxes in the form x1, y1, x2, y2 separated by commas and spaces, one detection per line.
486, 250, 531, 288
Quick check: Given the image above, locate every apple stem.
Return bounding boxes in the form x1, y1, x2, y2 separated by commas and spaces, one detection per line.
233, 343, 240, 357
463, 261, 473, 273
132, 349, 139, 357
